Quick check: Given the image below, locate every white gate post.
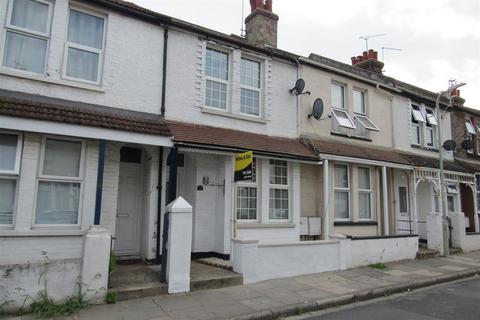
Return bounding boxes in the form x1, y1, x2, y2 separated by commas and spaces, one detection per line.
166, 197, 193, 294
426, 212, 444, 255
81, 226, 111, 304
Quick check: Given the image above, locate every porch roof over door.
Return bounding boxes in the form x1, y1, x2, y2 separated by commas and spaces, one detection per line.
166, 121, 319, 162
0, 90, 173, 146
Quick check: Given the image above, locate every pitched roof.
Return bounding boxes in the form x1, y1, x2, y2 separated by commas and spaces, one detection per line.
397, 152, 468, 173
0, 91, 171, 136
301, 137, 411, 165
166, 121, 318, 161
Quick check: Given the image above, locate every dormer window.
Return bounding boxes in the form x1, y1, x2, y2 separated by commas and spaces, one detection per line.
3, 0, 54, 74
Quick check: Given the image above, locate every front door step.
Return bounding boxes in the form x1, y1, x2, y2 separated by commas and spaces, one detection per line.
416, 247, 463, 260
109, 261, 243, 301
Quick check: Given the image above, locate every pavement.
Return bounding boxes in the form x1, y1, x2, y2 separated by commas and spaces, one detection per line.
289, 277, 480, 319
5, 251, 480, 320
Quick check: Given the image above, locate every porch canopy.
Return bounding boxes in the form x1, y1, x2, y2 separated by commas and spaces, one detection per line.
0, 89, 173, 146
166, 121, 319, 162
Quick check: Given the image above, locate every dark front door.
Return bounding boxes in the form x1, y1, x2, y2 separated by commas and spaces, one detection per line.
460, 184, 475, 233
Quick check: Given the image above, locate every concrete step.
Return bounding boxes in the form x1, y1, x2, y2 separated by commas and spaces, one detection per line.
109, 261, 243, 301
416, 248, 440, 259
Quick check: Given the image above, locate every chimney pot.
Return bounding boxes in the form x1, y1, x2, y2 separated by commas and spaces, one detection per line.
351, 57, 357, 64
363, 51, 368, 58
351, 50, 384, 73
265, 0, 272, 11
373, 51, 378, 60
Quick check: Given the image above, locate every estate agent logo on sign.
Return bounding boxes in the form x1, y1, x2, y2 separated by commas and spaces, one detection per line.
234, 151, 253, 182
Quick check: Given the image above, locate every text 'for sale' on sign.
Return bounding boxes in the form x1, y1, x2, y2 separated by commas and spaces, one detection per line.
234, 151, 253, 182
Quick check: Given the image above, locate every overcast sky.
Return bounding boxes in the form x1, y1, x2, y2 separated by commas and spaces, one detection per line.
132, 0, 479, 107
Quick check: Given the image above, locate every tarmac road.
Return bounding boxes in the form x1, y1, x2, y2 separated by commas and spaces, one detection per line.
289, 277, 480, 320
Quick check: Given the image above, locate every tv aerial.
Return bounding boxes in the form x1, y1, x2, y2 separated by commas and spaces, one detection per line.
359, 33, 387, 51
290, 79, 311, 96
381, 47, 402, 62
308, 98, 326, 120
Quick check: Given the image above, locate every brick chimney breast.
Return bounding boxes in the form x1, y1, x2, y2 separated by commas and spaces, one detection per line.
245, 0, 279, 47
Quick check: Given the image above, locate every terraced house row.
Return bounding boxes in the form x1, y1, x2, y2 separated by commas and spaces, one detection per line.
1, 0, 479, 310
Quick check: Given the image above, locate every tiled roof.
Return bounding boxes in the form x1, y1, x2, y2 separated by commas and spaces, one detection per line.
166, 121, 318, 161
301, 137, 411, 165
0, 93, 171, 136
398, 152, 469, 173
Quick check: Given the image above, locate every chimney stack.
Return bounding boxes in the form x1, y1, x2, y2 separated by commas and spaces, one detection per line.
245, 0, 279, 47
351, 49, 384, 73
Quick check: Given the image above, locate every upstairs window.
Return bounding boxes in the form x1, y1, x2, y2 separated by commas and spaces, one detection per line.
353, 89, 379, 133
466, 119, 475, 154
425, 107, 437, 148
240, 58, 261, 116
411, 104, 437, 149
331, 83, 345, 109
477, 122, 480, 155
64, 8, 106, 83
331, 83, 355, 130
3, 0, 53, 74
204, 48, 229, 110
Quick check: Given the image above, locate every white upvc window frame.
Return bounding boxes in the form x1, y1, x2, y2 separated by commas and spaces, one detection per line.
411, 104, 426, 123
446, 183, 458, 212
424, 107, 437, 148
476, 122, 480, 156
425, 108, 438, 126
0, 130, 23, 227
353, 88, 379, 132
33, 135, 86, 228
333, 163, 350, 221
235, 158, 259, 222
240, 56, 262, 117
204, 46, 230, 111
466, 119, 475, 154
332, 108, 356, 129
62, 5, 107, 85
358, 166, 373, 221
268, 159, 290, 221
3, 0, 54, 75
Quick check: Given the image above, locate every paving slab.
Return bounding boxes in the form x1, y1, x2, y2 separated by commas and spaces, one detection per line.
4, 251, 480, 320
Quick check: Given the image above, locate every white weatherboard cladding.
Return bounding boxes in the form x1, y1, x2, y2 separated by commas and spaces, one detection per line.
0, 0, 165, 114
166, 29, 298, 138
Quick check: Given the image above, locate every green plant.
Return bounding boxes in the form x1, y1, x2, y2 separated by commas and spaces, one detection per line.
105, 291, 117, 304
368, 263, 387, 270
109, 251, 117, 274
30, 290, 88, 318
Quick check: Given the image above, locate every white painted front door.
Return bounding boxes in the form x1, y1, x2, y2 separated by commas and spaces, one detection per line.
395, 171, 413, 235
114, 163, 143, 258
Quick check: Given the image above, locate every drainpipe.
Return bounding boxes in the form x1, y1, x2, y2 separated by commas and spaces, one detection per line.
382, 166, 390, 235
94, 139, 106, 225
160, 27, 169, 117
155, 147, 164, 265
323, 159, 329, 239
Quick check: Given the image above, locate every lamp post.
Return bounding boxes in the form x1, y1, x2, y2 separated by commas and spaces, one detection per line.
436, 82, 466, 257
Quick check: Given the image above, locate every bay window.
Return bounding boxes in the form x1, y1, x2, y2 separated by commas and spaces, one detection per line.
358, 167, 372, 220
334, 164, 350, 220
236, 158, 258, 221
35, 138, 84, 225
204, 48, 229, 110
64, 7, 106, 83
240, 58, 261, 116
3, 0, 53, 74
0, 132, 22, 225
269, 160, 289, 220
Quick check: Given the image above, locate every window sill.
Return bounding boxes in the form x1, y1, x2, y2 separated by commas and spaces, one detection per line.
334, 221, 378, 226
0, 67, 106, 93
200, 107, 268, 124
330, 131, 372, 142
237, 222, 295, 229
0, 229, 86, 237
410, 144, 439, 152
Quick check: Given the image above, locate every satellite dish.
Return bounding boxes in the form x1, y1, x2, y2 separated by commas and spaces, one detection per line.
442, 140, 456, 151
308, 98, 324, 120
461, 139, 473, 151
290, 79, 310, 95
